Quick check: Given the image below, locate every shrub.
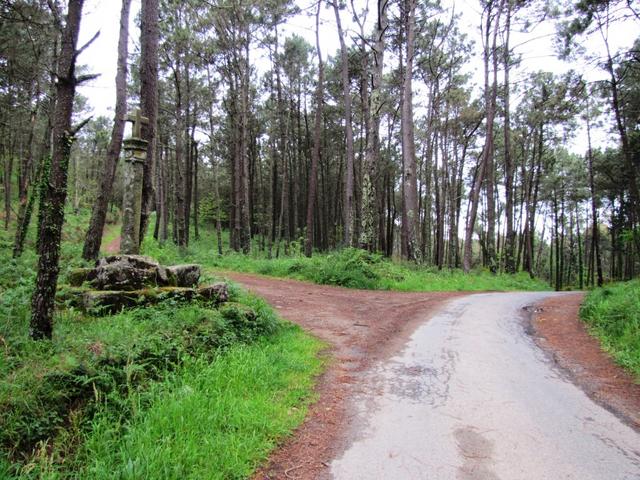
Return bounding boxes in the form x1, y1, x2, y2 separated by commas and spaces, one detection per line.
580, 280, 640, 377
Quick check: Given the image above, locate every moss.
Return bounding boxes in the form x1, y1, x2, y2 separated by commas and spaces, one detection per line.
67, 268, 93, 287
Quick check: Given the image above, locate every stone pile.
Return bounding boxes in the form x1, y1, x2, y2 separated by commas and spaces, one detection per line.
65, 255, 228, 314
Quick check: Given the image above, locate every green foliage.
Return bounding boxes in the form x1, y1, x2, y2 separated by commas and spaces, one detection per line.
140, 231, 549, 292
0, 221, 321, 479
78, 325, 322, 480
580, 280, 640, 378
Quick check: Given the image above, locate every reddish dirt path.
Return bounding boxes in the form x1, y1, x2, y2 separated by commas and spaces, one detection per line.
221, 274, 640, 479
103, 234, 120, 254
532, 293, 640, 429
221, 272, 463, 480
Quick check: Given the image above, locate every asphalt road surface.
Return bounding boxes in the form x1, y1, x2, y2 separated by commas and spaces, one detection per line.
330, 293, 640, 480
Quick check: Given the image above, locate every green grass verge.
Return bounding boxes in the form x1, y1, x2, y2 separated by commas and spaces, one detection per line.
0, 213, 324, 479
580, 280, 640, 379
142, 234, 550, 292
80, 325, 322, 480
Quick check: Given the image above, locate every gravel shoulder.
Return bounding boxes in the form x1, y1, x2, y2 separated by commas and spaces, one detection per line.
531, 292, 640, 429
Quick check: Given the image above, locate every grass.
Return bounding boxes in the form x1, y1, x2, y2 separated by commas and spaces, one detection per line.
0, 211, 324, 479
580, 280, 640, 379
141, 233, 550, 292
80, 326, 322, 480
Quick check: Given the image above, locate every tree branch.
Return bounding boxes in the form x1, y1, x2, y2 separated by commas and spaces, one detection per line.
70, 116, 93, 137
76, 73, 100, 85
75, 30, 100, 60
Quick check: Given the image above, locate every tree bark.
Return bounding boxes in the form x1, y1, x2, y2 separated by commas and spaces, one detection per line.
31, 0, 86, 340
138, 0, 159, 245
361, 0, 388, 251
400, 0, 420, 262
503, 0, 516, 273
305, 1, 324, 258
585, 99, 603, 286
333, 1, 355, 247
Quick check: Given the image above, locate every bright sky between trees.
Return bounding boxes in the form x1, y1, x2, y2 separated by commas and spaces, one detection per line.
76, 0, 637, 152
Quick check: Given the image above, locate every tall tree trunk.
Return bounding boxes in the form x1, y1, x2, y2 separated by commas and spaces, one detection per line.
240, 29, 251, 253
400, 0, 420, 262
484, 0, 504, 273
138, 0, 159, 245
463, 0, 503, 272
173, 67, 186, 246
305, 1, 324, 258
82, 0, 131, 260
503, 0, 516, 273
31, 0, 87, 339
333, 1, 355, 247
586, 99, 603, 286
601, 32, 640, 254
361, 0, 388, 251
183, 69, 194, 246
193, 141, 199, 240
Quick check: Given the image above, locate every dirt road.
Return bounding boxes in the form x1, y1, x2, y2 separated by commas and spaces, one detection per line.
223, 273, 640, 479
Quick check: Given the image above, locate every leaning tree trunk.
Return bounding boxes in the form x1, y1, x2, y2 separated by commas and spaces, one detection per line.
304, 1, 324, 258
31, 0, 88, 340
82, 0, 131, 260
13, 81, 40, 255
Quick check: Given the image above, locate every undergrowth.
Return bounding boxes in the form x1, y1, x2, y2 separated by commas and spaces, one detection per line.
142, 234, 550, 292
580, 280, 640, 378
0, 214, 323, 478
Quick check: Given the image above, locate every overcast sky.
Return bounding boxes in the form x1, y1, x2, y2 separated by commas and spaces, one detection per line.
76, 0, 638, 152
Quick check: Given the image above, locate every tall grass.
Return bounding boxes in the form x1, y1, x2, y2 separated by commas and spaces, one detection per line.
580, 280, 640, 378
0, 213, 324, 479
80, 326, 322, 480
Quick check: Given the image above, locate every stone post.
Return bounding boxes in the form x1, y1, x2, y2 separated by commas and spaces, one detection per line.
120, 108, 149, 254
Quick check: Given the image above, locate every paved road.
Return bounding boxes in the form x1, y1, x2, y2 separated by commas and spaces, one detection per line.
330, 292, 640, 480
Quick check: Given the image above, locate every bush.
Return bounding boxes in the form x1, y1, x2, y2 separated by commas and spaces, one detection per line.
1, 301, 283, 470
580, 280, 640, 377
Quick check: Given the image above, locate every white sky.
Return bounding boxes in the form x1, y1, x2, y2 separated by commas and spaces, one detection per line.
76, 0, 638, 153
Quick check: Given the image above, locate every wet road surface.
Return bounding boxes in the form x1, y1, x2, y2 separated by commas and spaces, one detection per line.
330, 292, 640, 480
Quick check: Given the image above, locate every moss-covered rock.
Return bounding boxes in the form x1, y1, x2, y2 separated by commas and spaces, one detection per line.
66, 268, 94, 287
81, 290, 142, 314
79, 287, 201, 314
167, 264, 201, 287
197, 282, 229, 305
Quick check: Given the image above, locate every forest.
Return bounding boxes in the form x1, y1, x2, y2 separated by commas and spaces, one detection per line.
1, 0, 639, 293
1, 0, 640, 477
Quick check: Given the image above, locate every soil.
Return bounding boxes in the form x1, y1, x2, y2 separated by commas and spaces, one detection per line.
531, 293, 640, 429
221, 272, 464, 480
103, 234, 120, 254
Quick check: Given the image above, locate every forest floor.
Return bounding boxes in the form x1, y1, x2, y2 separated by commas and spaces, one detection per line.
102, 225, 120, 253
98, 231, 639, 477
222, 273, 640, 479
